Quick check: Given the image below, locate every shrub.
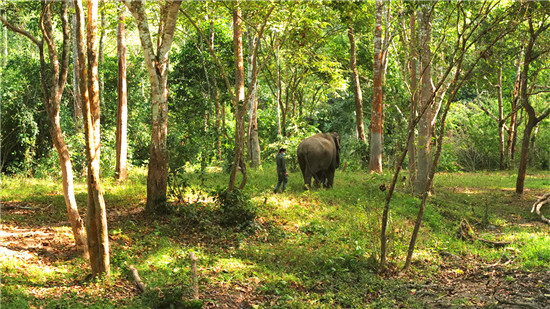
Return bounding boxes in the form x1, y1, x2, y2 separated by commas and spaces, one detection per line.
213, 187, 257, 230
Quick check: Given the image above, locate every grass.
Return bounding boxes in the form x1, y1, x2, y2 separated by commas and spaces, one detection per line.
1, 166, 549, 308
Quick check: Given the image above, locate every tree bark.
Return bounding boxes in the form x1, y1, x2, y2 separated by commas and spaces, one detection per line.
369, 0, 385, 174
407, 8, 418, 188
247, 27, 261, 167
115, 5, 128, 180
228, 6, 246, 191
74, 0, 110, 277
2, 0, 89, 259
348, 24, 366, 142
515, 12, 550, 194
125, 0, 182, 213
414, 4, 434, 195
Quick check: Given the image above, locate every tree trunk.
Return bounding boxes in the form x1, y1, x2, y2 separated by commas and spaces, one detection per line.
496, 67, 506, 170
276, 41, 282, 137
247, 27, 261, 167
415, 4, 434, 195
115, 5, 128, 180
98, 0, 105, 106
228, 6, 247, 191
408, 8, 418, 188
125, 0, 182, 213
74, 0, 110, 277
1, 0, 89, 259
369, 0, 385, 174
208, 22, 223, 159
70, 2, 83, 129
348, 24, 365, 141
507, 48, 523, 165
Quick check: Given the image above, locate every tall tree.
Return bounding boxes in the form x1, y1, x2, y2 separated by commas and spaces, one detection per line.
115, 4, 128, 180
247, 26, 261, 167
348, 23, 366, 141
515, 3, 550, 194
369, 0, 390, 173
0, 0, 88, 258
124, 0, 182, 213
74, 0, 110, 277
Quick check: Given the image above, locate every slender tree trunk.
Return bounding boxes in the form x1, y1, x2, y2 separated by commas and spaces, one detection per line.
115, 5, 128, 180
210, 22, 222, 159
70, 2, 82, 129
408, 8, 418, 188
98, 0, 105, 106
1, 0, 89, 259
228, 7, 247, 191
247, 27, 261, 167
415, 4, 434, 195
276, 42, 282, 137
496, 67, 506, 170
369, 0, 385, 173
125, 0, 182, 213
348, 24, 366, 141
74, 0, 110, 277
507, 48, 523, 165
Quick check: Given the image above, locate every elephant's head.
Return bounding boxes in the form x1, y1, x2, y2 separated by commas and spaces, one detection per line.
330, 132, 341, 168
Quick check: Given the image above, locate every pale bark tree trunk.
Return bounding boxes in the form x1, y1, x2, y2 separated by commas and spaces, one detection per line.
348, 24, 365, 141
247, 27, 261, 167
1, 0, 89, 259
228, 7, 247, 191
115, 5, 128, 180
210, 21, 222, 160
496, 67, 506, 170
70, 1, 83, 129
124, 0, 182, 213
408, 8, 418, 188
414, 4, 434, 195
276, 41, 282, 137
507, 48, 523, 165
98, 0, 105, 106
75, 0, 110, 277
369, 0, 385, 173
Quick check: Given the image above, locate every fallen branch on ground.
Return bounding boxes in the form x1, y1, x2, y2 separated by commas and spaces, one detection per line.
531, 193, 550, 225
129, 265, 147, 293
477, 238, 512, 248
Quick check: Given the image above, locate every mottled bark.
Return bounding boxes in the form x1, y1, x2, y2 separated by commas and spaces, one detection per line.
247, 28, 261, 167
2, 1, 89, 258
408, 8, 418, 188
125, 0, 182, 212
115, 5, 128, 180
75, 0, 109, 276
229, 7, 246, 191
369, 0, 385, 173
414, 4, 434, 195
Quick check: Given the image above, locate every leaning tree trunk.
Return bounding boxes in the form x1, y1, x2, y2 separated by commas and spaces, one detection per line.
115, 5, 128, 180
348, 24, 366, 142
1, 0, 89, 258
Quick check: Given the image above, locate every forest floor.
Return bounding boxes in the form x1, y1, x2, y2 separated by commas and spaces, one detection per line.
2, 170, 550, 308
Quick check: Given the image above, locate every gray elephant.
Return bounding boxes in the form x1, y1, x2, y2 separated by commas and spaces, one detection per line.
297, 132, 341, 189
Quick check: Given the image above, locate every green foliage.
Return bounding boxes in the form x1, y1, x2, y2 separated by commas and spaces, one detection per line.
213, 187, 257, 230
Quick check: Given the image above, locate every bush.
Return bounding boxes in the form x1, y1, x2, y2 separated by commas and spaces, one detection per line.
213, 188, 257, 230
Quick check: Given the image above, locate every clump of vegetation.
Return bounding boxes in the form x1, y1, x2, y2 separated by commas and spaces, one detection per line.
214, 187, 257, 230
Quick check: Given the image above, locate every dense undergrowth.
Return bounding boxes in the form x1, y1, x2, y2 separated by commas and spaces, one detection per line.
1, 167, 549, 308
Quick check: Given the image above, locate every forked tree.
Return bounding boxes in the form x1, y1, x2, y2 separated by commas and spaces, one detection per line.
123, 0, 182, 213
0, 0, 88, 258
74, 0, 110, 277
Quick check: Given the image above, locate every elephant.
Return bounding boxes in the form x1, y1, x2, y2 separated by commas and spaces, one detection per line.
297, 132, 341, 189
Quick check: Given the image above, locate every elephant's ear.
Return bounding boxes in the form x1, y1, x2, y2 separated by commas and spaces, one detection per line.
332, 133, 341, 168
